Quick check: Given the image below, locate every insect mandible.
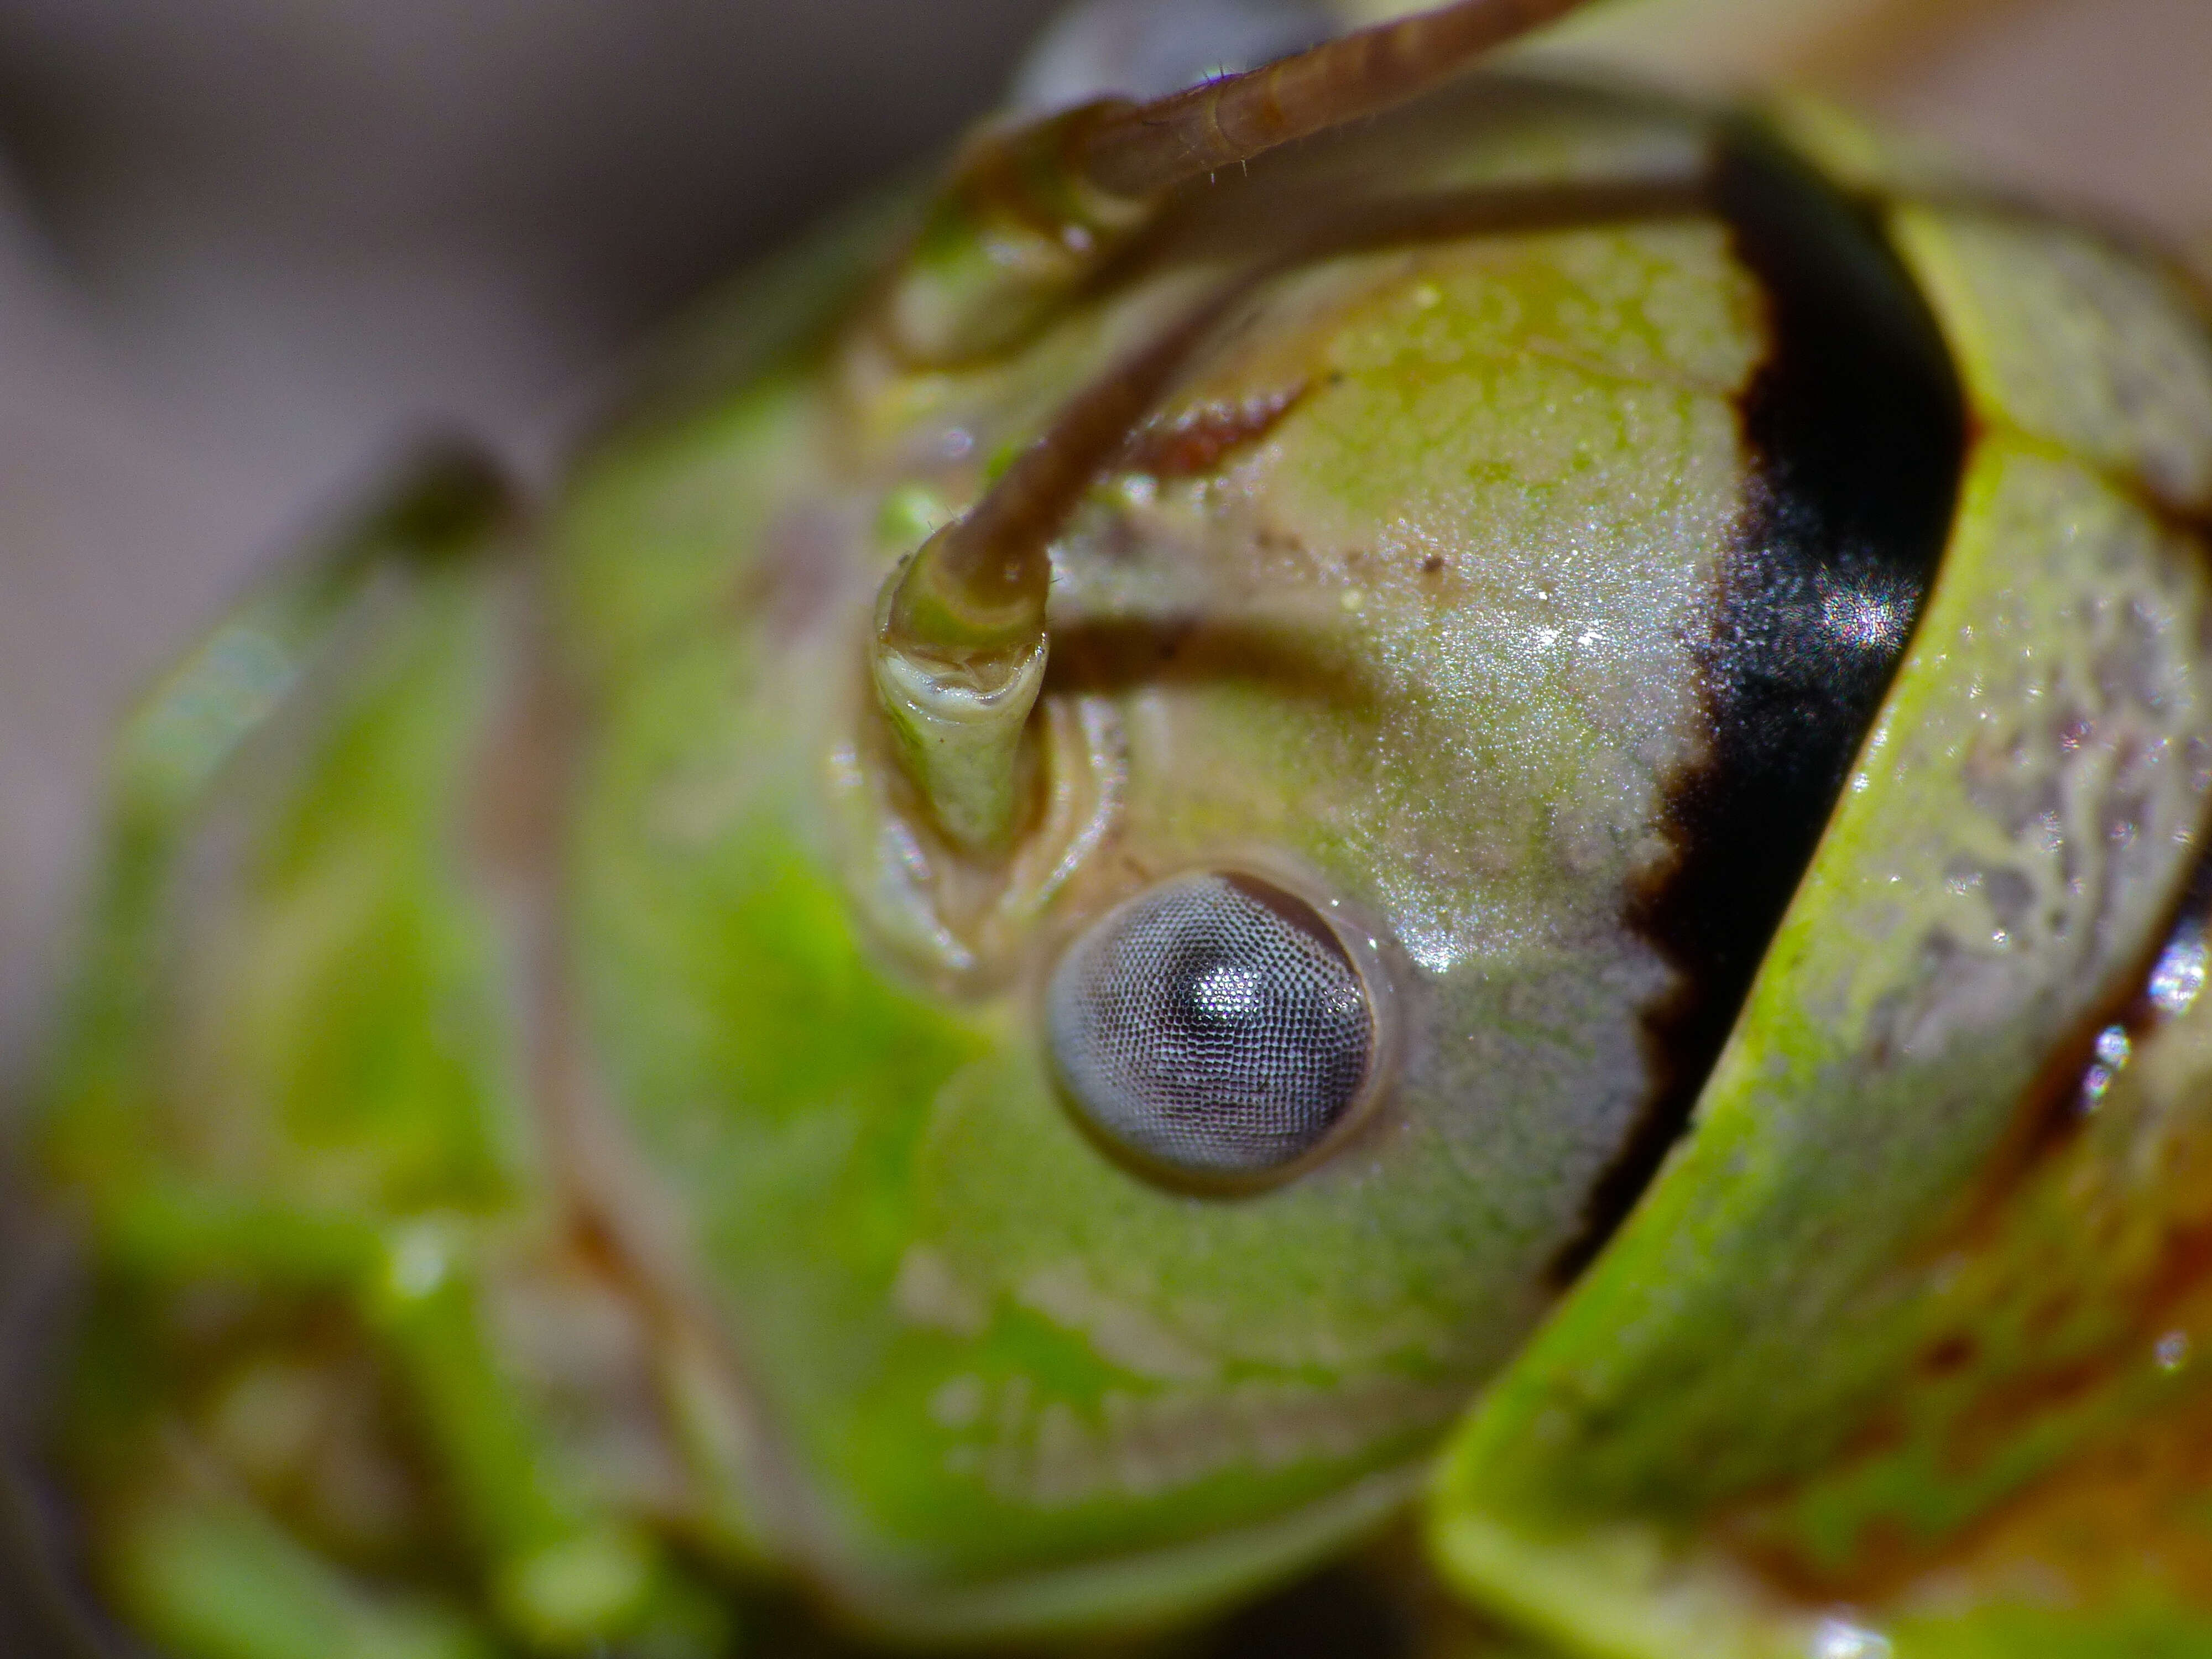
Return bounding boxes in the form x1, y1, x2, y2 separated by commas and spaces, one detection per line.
19, 1, 2212, 1655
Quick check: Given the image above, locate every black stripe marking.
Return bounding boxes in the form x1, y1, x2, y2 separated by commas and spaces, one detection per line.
1557, 123, 1969, 1279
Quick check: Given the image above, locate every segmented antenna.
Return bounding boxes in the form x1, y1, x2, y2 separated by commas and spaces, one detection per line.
872, 289, 1241, 852
885, 0, 1598, 367
1076, 0, 1594, 199
873, 0, 1599, 852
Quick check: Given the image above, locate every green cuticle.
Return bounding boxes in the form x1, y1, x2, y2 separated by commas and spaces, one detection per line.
869, 521, 1049, 854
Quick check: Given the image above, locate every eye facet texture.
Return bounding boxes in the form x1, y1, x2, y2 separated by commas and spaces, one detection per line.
1047, 872, 1375, 1182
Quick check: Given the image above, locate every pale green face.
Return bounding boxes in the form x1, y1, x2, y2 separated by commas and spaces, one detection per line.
548, 77, 1920, 1632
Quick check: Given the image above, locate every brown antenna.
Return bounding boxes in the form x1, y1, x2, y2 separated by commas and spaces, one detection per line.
1076, 0, 1596, 200
872, 0, 1602, 847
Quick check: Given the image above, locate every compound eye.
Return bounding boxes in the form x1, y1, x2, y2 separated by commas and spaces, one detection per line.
1046, 871, 1379, 1186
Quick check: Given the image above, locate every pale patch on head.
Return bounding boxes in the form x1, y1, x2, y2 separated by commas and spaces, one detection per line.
1016, 1261, 1222, 1384
893, 1246, 989, 1338
1384, 879, 1527, 976
928, 1374, 989, 1430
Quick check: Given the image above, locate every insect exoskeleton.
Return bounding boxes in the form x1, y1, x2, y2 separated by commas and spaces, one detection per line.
23, 2, 2212, 1657
1044, 857, 1401, 1193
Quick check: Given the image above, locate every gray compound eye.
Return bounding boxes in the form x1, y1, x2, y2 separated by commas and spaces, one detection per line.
1047, 872, 1378, 1185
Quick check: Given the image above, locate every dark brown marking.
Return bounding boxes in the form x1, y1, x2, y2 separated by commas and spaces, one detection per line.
1556, 122, 1969, 1281
1044, 615, 1378, 709
1922, 1334, 1978, 1378
1120, 385, 1306, 477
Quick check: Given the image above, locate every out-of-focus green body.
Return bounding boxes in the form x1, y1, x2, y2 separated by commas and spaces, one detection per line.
27, 14, 2212, 1659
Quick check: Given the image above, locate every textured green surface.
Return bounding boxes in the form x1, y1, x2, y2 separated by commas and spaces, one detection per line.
40, 463, 727, 1657
1431, 192, 2212, 1659
549, 83, 1770, 1633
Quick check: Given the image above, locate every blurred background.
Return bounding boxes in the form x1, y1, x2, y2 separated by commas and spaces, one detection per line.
0, 0, 2208, 1644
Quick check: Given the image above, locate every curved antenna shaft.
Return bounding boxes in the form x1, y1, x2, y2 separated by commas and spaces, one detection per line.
872, 289, 1243, 851
881, 0, 1598, 365
1076, 0, 1595, 200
